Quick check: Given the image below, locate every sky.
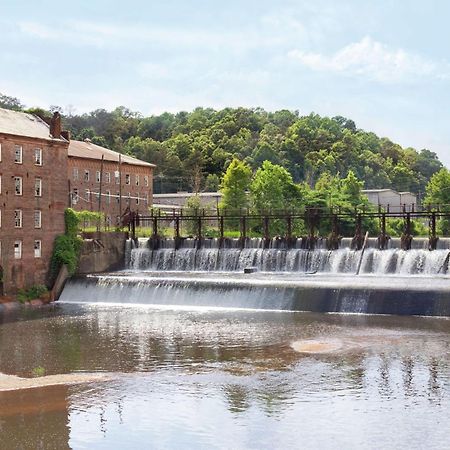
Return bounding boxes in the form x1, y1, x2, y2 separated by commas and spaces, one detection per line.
1, 0, 449, 167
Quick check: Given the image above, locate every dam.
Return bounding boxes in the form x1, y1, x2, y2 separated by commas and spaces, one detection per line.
60, 236, 450, 316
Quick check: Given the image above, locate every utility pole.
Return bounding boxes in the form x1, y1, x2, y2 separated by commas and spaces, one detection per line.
119, 154, 122, 224
98, 155, 104, 231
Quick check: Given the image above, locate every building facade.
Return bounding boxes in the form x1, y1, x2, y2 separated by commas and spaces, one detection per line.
0, 108, 69, 294
362, 189, 417, 212
68, 140, 155, 226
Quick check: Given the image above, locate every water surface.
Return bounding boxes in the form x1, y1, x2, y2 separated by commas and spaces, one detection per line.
0, 304, 449, 449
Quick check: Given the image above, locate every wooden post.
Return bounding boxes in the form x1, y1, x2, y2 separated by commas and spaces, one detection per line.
240, 216, 247, 240
153, 216, 158, 237
401, 212, 412, 250
263, 216, 270, 241
429, 211, 438, 250
286, 216, 292, 239
219, 216, 224, 239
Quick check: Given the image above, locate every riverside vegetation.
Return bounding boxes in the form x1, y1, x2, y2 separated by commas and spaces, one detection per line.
2, 93, 449, 233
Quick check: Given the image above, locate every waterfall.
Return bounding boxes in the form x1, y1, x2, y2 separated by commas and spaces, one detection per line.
128, 237, 450, 275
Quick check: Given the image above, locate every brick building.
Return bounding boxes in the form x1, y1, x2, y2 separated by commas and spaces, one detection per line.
68, 140, 155, 226
0, 108, 69, 294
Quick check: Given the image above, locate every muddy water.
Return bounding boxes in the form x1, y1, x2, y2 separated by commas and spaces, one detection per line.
0, 304, 449, 449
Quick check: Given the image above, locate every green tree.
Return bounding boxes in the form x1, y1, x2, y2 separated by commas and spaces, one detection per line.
423, 168, 450, 235
219, 159, 252, 212
250, 161, 302, 212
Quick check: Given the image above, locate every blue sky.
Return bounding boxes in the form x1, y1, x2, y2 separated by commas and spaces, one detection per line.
1, 0, 449, 167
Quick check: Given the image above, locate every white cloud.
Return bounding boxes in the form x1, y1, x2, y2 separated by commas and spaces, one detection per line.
288, 36, 448, 83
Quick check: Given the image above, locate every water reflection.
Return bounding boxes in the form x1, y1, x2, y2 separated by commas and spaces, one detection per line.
0, 306, 449, 449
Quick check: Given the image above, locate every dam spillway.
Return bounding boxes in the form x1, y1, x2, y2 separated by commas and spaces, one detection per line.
59, 237, 450, 316
127, 237, 450, 275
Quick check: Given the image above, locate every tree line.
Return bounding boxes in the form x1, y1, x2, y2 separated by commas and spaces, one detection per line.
1, 92, 443, 197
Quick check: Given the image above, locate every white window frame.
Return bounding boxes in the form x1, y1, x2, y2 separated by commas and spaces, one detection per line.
34, 210, 42, 228
14, 240, 22, 259
14, 209, 22, 228
125, 174, 130, 185
96, 171, 101, 183
106, 190, 111, 204
135, 175, 140, 186
115, 171, 120, 184
14, 145, 22, 164
14, 176, 22, 196
72, 188, 79, 205
116, 192, 120, 204
144, 175, 149, 187
34, 240, 42, 258
84, 170, 90, 182
34, 148, 42, 166
73, 167, 79, 180
35, 177, 42, 197
105, 172, 111, 183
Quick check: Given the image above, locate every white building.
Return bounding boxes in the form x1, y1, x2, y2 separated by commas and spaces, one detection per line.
362, 189, 417, 212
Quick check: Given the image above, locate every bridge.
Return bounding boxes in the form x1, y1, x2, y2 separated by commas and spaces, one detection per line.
128, 205, 450, 251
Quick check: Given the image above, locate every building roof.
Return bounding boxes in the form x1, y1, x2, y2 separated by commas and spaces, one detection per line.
362, 189, 395, 193
153, 192, 222, 198
68, 140, 155, 168
0, 107, 64, 141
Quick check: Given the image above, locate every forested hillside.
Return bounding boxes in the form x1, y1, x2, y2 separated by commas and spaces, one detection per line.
0, 93, 443, 194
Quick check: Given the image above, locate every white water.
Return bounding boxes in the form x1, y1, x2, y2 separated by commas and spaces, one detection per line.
127, 237, 450, 275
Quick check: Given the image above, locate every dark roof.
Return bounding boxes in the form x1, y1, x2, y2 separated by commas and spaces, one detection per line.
68, 140, 155, 168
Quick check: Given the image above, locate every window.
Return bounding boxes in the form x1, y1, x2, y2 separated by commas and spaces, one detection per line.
35, 178, 42, 197
73, 168, 79, 180
14, 210, 22, 228
0, 143, 2, 161
14, 177, 22, 195
125, 174, 130, 185
14, 240, 22, 259
96, 171, 101, 183
72, 188, 79, 205
34, 240, 42, 258
144, 175, 149, 187
14, 145, 22, 164
136, 194, 139, 205
116, 192, 120, 204
126, 192, 131, 205
135, 175, 140, 186
34, 210, 42, 228
85, 189, 91, 202
34, 148, 42, 165
105, 172, 110, 183
106, 215, 111, 227
84, 170, 90, 182
115, 171, 120, 184
106, 190, 110, 204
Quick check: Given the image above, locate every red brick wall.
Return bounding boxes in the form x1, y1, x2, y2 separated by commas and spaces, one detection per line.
67, 157, 153, 225
0, 133, 68, 294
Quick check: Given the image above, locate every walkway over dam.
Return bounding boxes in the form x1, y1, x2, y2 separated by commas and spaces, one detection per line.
127, 207, 450, 251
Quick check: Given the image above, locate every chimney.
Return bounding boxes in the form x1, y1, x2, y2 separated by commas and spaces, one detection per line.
50, 112, 62, 138
61, 130, 71, 141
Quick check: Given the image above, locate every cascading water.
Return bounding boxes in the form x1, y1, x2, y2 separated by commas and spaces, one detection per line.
127, 237, 450, 275
60, 237, 450, 316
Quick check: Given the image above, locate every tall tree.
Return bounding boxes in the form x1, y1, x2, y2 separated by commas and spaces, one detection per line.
219, 159, 252, 211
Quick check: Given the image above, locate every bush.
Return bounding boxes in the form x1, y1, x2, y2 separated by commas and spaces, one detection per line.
17, 285, 48, 303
